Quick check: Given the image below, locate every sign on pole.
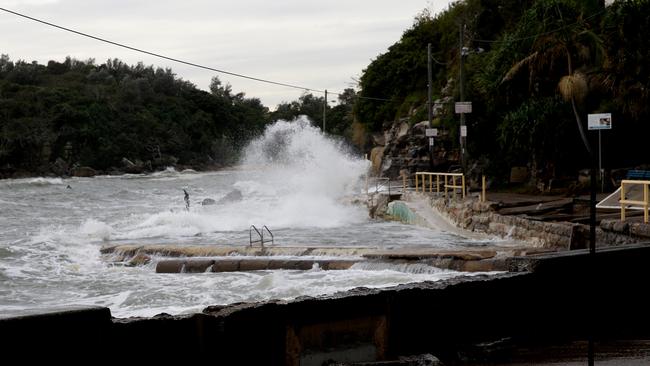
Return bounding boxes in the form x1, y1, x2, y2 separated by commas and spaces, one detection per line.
460, 126, 467, 137
425, 128, 438, 137
588, 113, 612, 130
455, 102, 472, 114
588, 113, 612, 193
429, 137, 434, 146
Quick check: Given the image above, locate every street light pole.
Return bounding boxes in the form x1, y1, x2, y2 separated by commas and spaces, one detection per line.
428, 43, 435, 171
428, 43, 433, 127
323, 89, 327, 133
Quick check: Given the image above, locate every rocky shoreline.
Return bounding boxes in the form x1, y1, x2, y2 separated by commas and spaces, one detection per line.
0, 157, 227, 180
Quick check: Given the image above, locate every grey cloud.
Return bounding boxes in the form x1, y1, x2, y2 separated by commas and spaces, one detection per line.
1, 0, 453, 107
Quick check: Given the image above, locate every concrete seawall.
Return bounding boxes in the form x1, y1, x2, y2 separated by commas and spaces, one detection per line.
103, 243, 546, 273
3, 244, 650, 363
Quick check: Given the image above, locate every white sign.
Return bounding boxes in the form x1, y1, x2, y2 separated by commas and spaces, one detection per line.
425, 128, 438, 137
588, 113, 612, 130
429, 137, 434, 146
460, 126, 467, 137
455, 102, 472, 114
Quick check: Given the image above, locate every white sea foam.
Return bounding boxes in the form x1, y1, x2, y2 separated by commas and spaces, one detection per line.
107, 118, 371, 240
236, 117, 370, 229
0, 117, 509, 318
28, 177, 65, 185
350, 261, 447, 274
0, 177, 66, 187
79, 219, 114, 241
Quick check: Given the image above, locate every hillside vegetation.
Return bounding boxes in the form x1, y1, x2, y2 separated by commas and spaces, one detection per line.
0, 56, 271, 177
0, 54, 358, 177
1, 0, 649, 182
353, 0, 650, 182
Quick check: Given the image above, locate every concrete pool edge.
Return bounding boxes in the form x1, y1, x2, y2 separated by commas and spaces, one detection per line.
4, 243, 650, 363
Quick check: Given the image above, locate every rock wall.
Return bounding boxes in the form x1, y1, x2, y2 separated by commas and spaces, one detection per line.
404, 192, 642, 249
372, 120, 458, 179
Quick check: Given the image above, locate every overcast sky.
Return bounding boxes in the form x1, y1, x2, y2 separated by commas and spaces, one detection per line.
0, 0, 455, 107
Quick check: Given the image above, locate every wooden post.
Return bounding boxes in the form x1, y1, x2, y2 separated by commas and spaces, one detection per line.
461, 175, 466, 198
641, 182, 647, 222
444, 175, 448, 198
452, 175, 457, 199
429, 174, 432, 193
620, 182, 626, 221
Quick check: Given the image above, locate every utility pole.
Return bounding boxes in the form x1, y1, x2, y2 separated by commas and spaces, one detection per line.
323, 89, 327, 133
459, 23, 466, 171
427, 43, 433, 127
427, 43, 434, 171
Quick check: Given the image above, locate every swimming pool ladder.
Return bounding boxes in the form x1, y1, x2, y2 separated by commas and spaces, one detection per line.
249, 225, 274, 247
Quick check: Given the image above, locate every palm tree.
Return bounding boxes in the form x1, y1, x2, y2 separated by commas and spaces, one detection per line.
501, 1, 604, 155
500, 0, 605, 250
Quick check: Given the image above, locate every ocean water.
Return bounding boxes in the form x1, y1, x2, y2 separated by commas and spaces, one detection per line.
0, 118, 501, 318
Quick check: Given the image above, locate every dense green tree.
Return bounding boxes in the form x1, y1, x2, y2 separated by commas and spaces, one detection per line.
352, 0, 650, 182
0, 57, 271, 176
496, 0, 605, 176
268, 89, 356, 139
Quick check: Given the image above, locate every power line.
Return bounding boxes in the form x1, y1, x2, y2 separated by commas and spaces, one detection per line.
0, 7, 400, 104
0, 6, 608, 105
0, 7, 325, 93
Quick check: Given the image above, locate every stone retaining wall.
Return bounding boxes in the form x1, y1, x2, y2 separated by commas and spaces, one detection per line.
403, 192, 641, 249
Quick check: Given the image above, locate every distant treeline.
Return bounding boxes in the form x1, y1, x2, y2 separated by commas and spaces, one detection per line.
353, 0, 650, 180
0, 55, 355, 177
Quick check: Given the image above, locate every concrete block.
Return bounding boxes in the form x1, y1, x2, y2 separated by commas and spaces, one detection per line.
211, 260, 240, 272
156, 259, 185, 273
238, 259, 270, 271
182, 259, 215, 273
630, 222, 650, 238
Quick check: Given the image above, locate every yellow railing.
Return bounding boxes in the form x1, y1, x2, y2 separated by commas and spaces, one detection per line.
620, 179, 650, 223
413, 172, 465, 198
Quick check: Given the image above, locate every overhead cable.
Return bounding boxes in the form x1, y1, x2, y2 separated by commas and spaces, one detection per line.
0, 7, 324, 93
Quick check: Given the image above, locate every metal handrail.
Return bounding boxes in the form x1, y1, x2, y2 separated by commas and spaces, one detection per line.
249, 225, 263, 248
249, 225, 274, 247
375, 177, 390, 196
262, 225, 274, 246
413, 172, 466, 198
620, 179, 650, 223
365, 176, 391, 194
